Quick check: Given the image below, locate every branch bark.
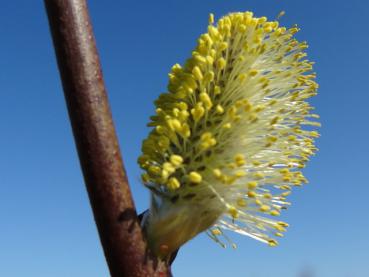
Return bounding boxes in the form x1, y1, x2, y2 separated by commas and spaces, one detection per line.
44, 0, 171, 276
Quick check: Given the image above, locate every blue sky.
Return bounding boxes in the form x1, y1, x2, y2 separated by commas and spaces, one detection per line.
1, 1, 368, 276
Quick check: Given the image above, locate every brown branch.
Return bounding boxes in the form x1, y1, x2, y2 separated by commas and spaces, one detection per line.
44, 0, 171, 276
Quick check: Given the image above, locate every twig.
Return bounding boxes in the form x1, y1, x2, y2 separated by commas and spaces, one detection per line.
44, 0, 171, 276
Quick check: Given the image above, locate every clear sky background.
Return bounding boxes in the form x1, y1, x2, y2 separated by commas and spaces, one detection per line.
0, 1, 368, 277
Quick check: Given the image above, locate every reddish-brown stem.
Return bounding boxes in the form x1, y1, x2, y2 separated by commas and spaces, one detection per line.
44, 0, 171, 276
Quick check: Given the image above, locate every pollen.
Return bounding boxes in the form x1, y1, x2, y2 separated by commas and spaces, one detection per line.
248, 69, 258, 76
228, 206, 239, 218
247, 191, 257, 198
259, 205, 271, 212
247, 181, 258, 190
222, 123, 232, 129
163, 162, 175, 174
213, 168, 222, 178
167, 177, 181, 190
254, 172, 265, 179
268, 239, 278, 247
191, 103, 205, 121
209, 13, 215, 24
200, 92, 213, 109
216, 104, 224, 114
192, 66, 203, 81
234, 154, 246, 166
148, 165, 161, 175
212, 229, 222, 236
214, 85, 221, 95
200, 132, 217, 149
270, 210, 281, 216
189, 171, 203, 184
237, 198, 247, 207
216, 57, 227, 69
170, 155, 183, 167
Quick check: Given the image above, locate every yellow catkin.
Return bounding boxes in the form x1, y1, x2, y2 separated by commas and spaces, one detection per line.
138, 11, 319, 253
